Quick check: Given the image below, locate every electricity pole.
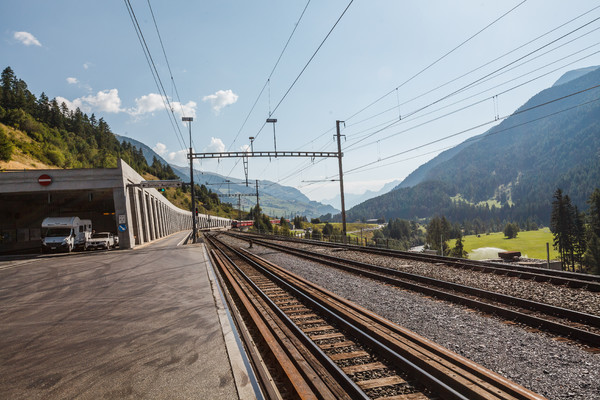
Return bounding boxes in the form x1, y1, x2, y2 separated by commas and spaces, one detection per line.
183, 116, 197, 243
336, 120, 347, 242
255, 180, 260, 213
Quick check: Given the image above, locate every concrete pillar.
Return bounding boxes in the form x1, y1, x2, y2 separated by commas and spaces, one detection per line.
150, 197, 158, 239
160, 203, 166, 237
112, 186, 134, 249
130, 187, 143, 245
147, 194, 155, 241
138, 190, 149, 244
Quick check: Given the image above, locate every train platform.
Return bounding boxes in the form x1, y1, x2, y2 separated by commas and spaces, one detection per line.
0, 232, 259, 399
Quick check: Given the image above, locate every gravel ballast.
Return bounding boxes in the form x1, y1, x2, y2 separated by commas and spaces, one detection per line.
285, 241, 600, 317
220, 235, 600, 400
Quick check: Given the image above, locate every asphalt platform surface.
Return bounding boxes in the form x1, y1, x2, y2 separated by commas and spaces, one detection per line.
0, 232, 252, 399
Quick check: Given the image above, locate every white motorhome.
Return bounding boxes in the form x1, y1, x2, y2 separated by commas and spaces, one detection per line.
41, 217, 92, 253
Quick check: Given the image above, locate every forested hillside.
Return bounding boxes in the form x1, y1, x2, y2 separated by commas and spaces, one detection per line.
348, 66, 600, 226
0, 66, 177, 180
0, 66, 269, 219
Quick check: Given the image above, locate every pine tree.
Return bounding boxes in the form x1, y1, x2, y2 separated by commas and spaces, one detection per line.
426, 216, 451, 255
551, 189, 572, 270
588, 188, 600, 238
449, 233, 468, 258
572, 206, 586, 272
1, 66, 16, 109
584, 188, 600, 273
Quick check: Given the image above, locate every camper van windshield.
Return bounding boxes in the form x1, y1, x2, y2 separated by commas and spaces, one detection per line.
43, 228, 72, 237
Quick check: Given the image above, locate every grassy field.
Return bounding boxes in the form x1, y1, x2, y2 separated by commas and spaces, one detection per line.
463, 227, 558, 260
298, 222, 381, 241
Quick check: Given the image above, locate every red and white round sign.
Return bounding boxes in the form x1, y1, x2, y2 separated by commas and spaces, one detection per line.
38, 174, 52, 186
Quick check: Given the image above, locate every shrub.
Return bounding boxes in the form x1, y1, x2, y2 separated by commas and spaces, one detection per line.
45, 148, 65, 166
0, 125, 14, 161
503, 222, 519, 239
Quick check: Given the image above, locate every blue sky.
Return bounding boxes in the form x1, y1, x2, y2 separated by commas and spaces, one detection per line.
2, 1, 600, 205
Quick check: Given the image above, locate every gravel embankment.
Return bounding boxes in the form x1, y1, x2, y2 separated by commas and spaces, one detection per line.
278, 241, 600, 317
220, 235, 600, 400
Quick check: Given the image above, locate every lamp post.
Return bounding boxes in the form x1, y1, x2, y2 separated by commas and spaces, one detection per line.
182, 116, 196, 243
249, 136, 255, 153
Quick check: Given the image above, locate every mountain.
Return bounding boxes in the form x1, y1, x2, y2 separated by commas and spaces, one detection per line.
116, 135, 339, 219
347, 66, 600, 225
323, 179, 402, 209
393, 135, 484, 189
552, 65, 599, 87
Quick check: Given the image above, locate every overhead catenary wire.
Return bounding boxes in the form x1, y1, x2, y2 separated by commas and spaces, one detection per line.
343, 0, 528, 123
345, 45, 600, 153
343, 22, 600, 140
144, 0, 206, 187
123, 0, 187, 152
220, 0, 312, 188
226, 1, 531, 190
226, 0, 312, 153
273, 32, 600, 188
346, 3, 600, 132
297, 89, 600, 189
291, 0, 531, 156
223, 0, 354, 188
341, 96, 600, 177
340, 21, 600, 155
295, 4, 600, 160
330, 86, 600, 178
252, 0, 355, 143
358, 14, 600, 143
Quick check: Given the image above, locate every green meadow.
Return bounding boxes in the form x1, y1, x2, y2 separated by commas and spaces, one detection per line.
462, 227, 559, 260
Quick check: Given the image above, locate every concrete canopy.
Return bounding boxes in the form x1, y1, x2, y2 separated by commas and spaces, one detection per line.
0, 159, 192, 253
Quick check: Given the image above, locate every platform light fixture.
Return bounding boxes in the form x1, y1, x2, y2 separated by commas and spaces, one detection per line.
182, 116, 197, 243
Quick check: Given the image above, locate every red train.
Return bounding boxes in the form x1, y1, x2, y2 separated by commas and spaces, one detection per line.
231, 220, 254, 228
231, 219, 288, 228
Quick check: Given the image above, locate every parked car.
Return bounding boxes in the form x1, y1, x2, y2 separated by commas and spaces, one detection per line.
86, 232, 115, 250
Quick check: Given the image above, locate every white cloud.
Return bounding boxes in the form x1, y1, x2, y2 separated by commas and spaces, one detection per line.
166, 149, 189, 165
153, 142, 168, 156
55, 96, 77, 111
130, 93, 196, 118
57, 89, 198, 121
151, 143, 189, 166
176, 100, 197, 119
56, 89, 123, 113
83, 62, 91, 70
204, 137, 226, 153
202, 89, 238, 114
66, 77, 79, 85
83, 89, 122, 113
14, 31, 41, 46
132, 93, 164, 115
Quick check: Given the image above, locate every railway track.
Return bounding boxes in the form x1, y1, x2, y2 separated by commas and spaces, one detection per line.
206, 233, 545, 400
226, 232, 600, 348
235, 232, 600, 291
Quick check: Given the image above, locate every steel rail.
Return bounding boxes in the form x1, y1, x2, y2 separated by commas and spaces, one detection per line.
207, 249, 278, 400
212, 234, 546, 400
234, 231, 600, 289
239, 247, 547, 400
209, 247, 326, 399
207, 236, 363, 400
234, 234, 600, 347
